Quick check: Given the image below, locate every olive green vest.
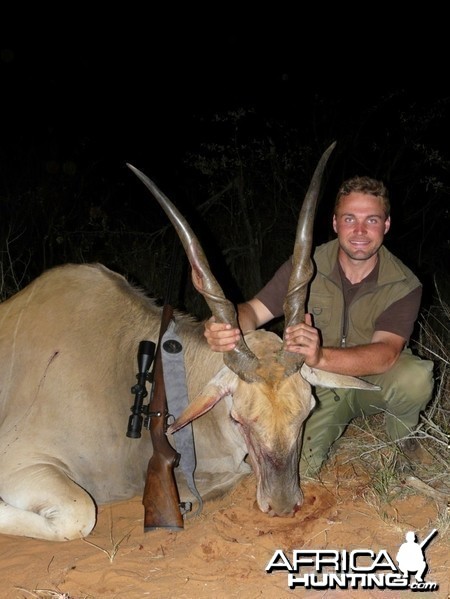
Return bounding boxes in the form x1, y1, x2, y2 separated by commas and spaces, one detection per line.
306, 240, 421, 348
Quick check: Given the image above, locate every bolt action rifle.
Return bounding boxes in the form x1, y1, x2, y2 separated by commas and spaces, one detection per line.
126, 303, 185, 531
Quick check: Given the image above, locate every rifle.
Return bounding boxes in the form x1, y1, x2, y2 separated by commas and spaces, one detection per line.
126, 304, 184, 531
142, 302, 184, 530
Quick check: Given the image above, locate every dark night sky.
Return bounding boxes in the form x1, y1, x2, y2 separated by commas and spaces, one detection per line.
1, 18, 449, 288
3, 21, 447, 173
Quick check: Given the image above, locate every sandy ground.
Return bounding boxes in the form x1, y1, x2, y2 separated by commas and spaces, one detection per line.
2, 448, 449, 599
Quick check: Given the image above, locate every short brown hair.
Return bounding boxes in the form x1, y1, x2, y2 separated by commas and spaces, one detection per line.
334, 176, 390, 218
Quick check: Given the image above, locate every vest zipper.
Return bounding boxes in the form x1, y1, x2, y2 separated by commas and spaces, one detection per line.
341, 294, 348, 347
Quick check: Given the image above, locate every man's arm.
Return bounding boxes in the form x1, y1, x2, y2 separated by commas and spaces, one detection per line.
284, 287, 421, 376
204, 298, 274, 351
204, 257, 291, 351
284, 320, 406, 376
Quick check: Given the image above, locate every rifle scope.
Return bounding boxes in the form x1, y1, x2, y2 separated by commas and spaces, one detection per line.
126, 340, 156, 438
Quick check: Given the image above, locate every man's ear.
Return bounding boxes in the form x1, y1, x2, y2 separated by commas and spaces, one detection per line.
384, 216, 391, 234
332, 214, 337, 233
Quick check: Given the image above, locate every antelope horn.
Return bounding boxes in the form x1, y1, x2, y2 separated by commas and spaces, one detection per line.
127, 164, 261, 383
281, 141, 337, 375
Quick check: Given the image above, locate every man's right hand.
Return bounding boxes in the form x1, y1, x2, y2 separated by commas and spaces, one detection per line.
204, 316, 241, 352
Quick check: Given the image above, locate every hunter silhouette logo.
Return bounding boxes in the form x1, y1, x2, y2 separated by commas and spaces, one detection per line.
396, 529, 437, 584
266, 528, 439, 592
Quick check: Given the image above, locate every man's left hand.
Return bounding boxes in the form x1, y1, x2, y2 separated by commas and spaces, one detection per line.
284, 314, 322, 367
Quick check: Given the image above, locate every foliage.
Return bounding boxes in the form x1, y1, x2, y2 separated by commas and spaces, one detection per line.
0, 89, 448, 317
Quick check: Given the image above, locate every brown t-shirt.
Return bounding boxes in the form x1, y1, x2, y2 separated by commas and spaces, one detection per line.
255, 256, 421, 343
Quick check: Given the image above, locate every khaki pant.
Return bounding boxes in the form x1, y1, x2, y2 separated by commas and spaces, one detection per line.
300, 350, 435, 475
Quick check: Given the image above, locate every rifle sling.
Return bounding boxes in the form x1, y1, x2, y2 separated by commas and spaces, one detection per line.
161, 319, 203, 517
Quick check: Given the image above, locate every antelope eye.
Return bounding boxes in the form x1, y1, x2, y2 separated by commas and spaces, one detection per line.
230, 412, 241, 424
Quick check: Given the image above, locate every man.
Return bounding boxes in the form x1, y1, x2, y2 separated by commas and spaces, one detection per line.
204, 176, 434, 475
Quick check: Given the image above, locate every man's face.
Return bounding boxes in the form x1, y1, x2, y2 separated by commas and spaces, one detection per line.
333, 192, 391, 261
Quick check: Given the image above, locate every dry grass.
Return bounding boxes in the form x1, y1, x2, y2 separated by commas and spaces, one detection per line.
15, 589, 92, 599
81, 507, 133, 563
335, 286, 450, 535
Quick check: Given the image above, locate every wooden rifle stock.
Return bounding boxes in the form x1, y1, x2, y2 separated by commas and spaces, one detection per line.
143, 303, 184, 531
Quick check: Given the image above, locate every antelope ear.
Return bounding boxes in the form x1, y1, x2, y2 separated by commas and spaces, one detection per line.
167, 366, 238, 433
300, 364, 381, 390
